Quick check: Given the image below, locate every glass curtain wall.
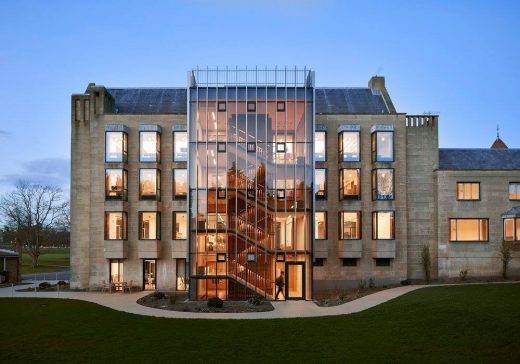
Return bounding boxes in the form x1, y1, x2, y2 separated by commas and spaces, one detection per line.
188, 70, 314, 300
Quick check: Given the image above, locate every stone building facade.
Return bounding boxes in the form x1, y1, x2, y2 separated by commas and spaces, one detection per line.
70, 69, 520, 298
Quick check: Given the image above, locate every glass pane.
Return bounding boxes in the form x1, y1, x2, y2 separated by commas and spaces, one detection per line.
376, 212, 393, 239
376, 169, 393, 200
472, 183, 479, 199
516, 218, 520, 241
341, 132, 360, 161
376, 132, 393, 162
174, 212, 187, 239
106, 132, 123, 162
140, 132, 159, 162
144, 260, 156, 290
174, 169, 188, 198
341, 169, 360, 198
106, 213, 125, 240
176, 259, 188, 290
504, 219, 514, 241
140, 169, 158, 198
287, 264, 303, 298
457, 183, 464, 199
105, 169, 123, 198
110, 260, 123, 284
140, 212, 158, 239
464, 184, 472, 199
449, 220, 456, 241
314, 212, 326, 239
314, 131, 326, 161
315, 169, 326, 198
173, 132, 188, 161
341, 212, 360, 239
456, 219, 479, 241
510, 184, 520, 200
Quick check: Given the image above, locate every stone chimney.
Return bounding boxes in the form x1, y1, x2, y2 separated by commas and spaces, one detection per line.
368, 76, 396, 113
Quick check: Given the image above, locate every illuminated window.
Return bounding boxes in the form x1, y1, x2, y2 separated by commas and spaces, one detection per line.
105, 131, 128, 163
217, 142, 226, 153
372, 211, 394, 240
339, 169, 360, 199
173, 131, 188, 162
315, 131, 326, 161
173, 169, 187, 199
105, 169, 127, 200
139, 212, 160, 240
503, 218, 520, 242
277, 101, 286, 112
314, 212, 327, 240
338, 131, 360, 162
371, 131, 393, 162
173, 212, 187, 240
449, 218, 488, 242
277, 189, 285, 199
247, 101, 256, 112
509, 183, 520, 200
372, 169, 394, 200
276, 142, 286, 153
104, 212, 127, 240
139, 131, 160, 162
247, 142, 256, 152
176, 259, 188, 291
217, 102, 226, 112
457, 182, 480, 200
315, 169, 326, 199
340, 212, 361, 240
139, 169, 160, 200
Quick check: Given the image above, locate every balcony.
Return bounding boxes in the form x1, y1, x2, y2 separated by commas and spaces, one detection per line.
339, 240, 362, 258
104, 240, 127, 259
138, 241, 160, 259
371, 240, 396, 258
171, 240, 188, 259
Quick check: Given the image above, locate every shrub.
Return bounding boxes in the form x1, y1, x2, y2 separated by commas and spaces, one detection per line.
153, 291, 166, 300
500, 241, 512, 279
247, 296, 263, 306
357, 279, 366, 291
207, 296, 223, 308
421, 244, 432, 284
459, 269, 468, 281
39, 282, 51, 289
400, 279, 411, 286
57, 280, 67, 286
338, 289, 349, 301
368, 277, 375, 289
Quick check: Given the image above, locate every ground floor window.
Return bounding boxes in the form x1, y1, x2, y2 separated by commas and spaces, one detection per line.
313, 258, 325, 267
143, 259, 156, 290
176, 259, 188, 291
375, 258, 391, 267
449, 218, 488, 242
109, 259, 124, 291
342, 258, 357, 267
503, 218, 520, 241
372, 211, 394, 240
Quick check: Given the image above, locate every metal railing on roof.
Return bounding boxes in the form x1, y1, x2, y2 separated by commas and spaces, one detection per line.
188, 66, 315, 88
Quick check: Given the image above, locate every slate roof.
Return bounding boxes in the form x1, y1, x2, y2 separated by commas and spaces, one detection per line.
502, 206, 520, 218
106, 88, 187, 114
315, 88, 389, 114
104, 87, 389, 114
0, 249, 19, 258
439, 148, 520, 170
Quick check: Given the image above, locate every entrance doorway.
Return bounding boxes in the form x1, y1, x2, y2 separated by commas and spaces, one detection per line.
285, 262, 305, 300
143, 259, 156, 290
109, 259, 124, 291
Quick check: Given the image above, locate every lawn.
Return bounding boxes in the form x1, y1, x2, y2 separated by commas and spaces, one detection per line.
21, 248, 69, 274
1, 283, 519, 363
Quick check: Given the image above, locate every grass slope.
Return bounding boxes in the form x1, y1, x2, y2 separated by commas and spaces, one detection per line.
1, 284, 519, 363
21, 248, 70, 274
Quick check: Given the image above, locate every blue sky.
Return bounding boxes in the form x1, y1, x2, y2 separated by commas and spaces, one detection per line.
0, 0, 519, 196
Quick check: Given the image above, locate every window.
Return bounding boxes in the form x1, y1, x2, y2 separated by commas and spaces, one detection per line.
104, 212, 127, 240
313, 258, 324, 267
140, 131, 160, 162
105, 131, 128, 163
314, 212, 327, 240
277, 101, 286, 112
176, 259, 188, 291
371, 131, 393, 162
247, 101, 256, 112
277, 189, 285, 199
173, 169, 187, 199
315, 131, 326, 162
217, 142, 226, 153
457, 182, 480, 200
173, 212, 187, 239
247, 142, 256, 152
503, 218, 520, 242
139, 169, 160, 200
217, 253, 226, 262
372, 211, 395, 240
247, 253, 257, 262
375, 258, 391, 267
218, 102, 226, 112
315, 169, 327, 199
338, 131, 360, 162
509, 183, 520, 200
339, 212, 361, 240
139, 212, 160, 240
342, 258, 357, 267
372, 169, 394, 200
276, 142, 286, 153
449, 218, 488, 242
173, 131, 188, 162
105, 169, 127, 200
339, 169, 360, 199
276, 253, 285, 262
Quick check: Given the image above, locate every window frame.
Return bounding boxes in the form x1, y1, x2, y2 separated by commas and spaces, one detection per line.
372, 211, 395, 240
172, 168, 187, 200
104, 131, 128, 163
315, 168, 327, 199
276, 142, 286, 153
104, 212, 128, 240
139, 211, 161, 240
314, 131, 327, 162
503, 217, 520, 242
217, 142, 226, 153
105, 168, 128, 201
247, 101, 256, 112
247, 142, 256, 153
139, 131, 161, 163
372, 168, 395, 201
456, 182, 480, 201
339, 168, 361, 200
277, 189, 285, 199
172, 131, 188, 162
509, 182, 520, 201
342, 258, 358, 267
371, 131, 394, 163
172, 211, 188, 240
448, 218, 489, 242
339, 211, 362, 240
314, 211, 328, 240
338, 131, 360, 162
277, 101, 286, 112
176, 258, 188, 291
313, 258, 325, 267
217, 101, 226, 112
139, 168, 161, 201
375, 258, 391, 267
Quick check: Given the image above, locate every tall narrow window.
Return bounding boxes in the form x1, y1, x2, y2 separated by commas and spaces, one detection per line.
509, 183, 520, 200
173, 131, 188, 162
139, 212, 160, 240
372, 211, 394, 240
173, 169, 187, 199
315, 131, 326, 162
371, 131, 393, 162
457, 182, 480, 200
105, 131, 128, 163
105, 169, 127, 200
338, 131, 360, 162
315, 169, 327, 199
140, 131, 160, 162
449, 218, 488, 242
176, 258, 188, 290
372, 169, 394, 200
173, 212, 187, 240
104, 212, 127, 240
314, 212, 327, 240
339, 169, 360, 199
340, 212, 361, 240
139, 169, 160, 200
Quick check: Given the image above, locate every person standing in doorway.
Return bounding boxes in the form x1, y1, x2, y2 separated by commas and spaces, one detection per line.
275, 271, 285, 300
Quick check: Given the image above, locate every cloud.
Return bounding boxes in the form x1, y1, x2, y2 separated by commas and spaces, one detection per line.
0, 130, 9, 135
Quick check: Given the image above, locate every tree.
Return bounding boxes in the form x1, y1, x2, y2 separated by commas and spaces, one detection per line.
500, 241, 512, 279
421, 244, 432, 284
0, 181, 69, 267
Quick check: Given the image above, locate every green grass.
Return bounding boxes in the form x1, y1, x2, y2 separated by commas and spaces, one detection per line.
21, 248, 69, 274
1, 284, 519, 363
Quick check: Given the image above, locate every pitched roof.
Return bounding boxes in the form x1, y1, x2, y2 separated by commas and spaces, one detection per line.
502, 206, 520, 218
439, 148, 520, 170
491, 137, 508, 149
0, 249, 19, 257
315, 88, 389, 114
106, 88, 187, 114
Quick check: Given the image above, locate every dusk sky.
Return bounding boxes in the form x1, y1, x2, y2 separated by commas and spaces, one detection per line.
1, 0, 519, 197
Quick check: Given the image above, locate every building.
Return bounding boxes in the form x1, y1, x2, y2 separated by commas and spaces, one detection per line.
0, 249, 20, 284
70, 68, 520, 300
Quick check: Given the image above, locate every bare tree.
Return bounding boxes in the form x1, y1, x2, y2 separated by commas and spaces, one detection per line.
0, 181, 69, 267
